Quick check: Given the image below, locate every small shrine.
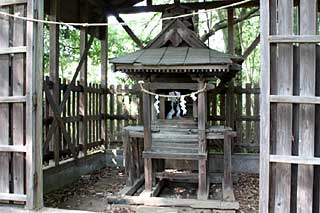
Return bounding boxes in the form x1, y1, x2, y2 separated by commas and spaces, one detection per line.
110, 6, 242, 210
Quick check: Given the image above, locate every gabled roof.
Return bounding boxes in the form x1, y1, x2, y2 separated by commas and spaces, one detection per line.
110, 17, 242, 74
145, 19, 207, 48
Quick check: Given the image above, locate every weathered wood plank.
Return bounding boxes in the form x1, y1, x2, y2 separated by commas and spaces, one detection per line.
223, 132, 233, 201
297, 1, 316, 212
79, 25, 88, 156
49, 0, 60, 165
143, 83, 152, 191
198, 79, 207, 200
274, 0, 293, 212
259, 0, 271, 211
107, 196, 240, 210
101, 27, 108, 145
12, 4, 25, 199
0, 5, 10, 200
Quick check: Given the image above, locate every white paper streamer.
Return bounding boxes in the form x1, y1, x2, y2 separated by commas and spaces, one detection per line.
190, 92, 197, 101
180, 95, 187, 115
154, 95, 160, 114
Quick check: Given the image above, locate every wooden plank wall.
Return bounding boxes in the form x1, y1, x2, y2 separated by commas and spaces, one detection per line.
43, 80, 142, 164
0, 0, 43, 208
260, 0, 320, 212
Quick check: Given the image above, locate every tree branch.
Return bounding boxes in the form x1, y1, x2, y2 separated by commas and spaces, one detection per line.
201, 8, 259, 42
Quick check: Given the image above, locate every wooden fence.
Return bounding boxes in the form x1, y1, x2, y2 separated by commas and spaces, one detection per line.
43, 79, 260, 165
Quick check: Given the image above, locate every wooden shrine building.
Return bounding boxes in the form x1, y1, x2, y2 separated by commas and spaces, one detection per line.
111, 6, 242, 209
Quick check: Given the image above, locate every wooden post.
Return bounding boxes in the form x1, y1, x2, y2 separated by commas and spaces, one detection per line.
315, 42, 320, 213
227, 8, 234, 55
297, 1, 316, 212
0, 4, 10, 201
223, 132, 233, 201
143, 83, 152, 192
274, 0, 293, 212
79, 2, 88, 156
26, 0, 43, 208
34, 0, 44, 207
101, 23, 108, 147
198, 79, 207, 200
259, 0, 271, 212
49, 0, 60, 166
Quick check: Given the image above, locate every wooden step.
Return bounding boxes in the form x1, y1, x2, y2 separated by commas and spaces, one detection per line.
143, 151, 207, 160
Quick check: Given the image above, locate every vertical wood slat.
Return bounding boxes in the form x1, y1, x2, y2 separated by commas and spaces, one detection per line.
253, 84, 260, 147
259, 0, 271, 211
268, 0, 277, 211
0, 5, 10, 199
12, 4, 25, 198
245, 83, 251, 145
124, 85, 129, 127
274, 0, 293, 212
49, 0, 60, 166
101, 26, 108, 146
109, 85, 115, 145
198, 79, 207, 200
297, 0, 316, 212
143, 83, 152, 191
117, 85, 122, 141
79, 28, 88, 156
315, 43, 320, 213
236, 85, 243, 145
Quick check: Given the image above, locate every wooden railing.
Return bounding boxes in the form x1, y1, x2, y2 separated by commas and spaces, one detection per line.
43, 79, 260, 165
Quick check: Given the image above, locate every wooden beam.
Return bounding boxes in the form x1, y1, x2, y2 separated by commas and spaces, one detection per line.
242, 34, 260, 60
101, 24, 108, 147
143, 82, 152, 191
116, 0, 259, 14
270, 155, 320, 165
107, 196, 240, 210
270, 95, 320, 104
115, 14, 144, 49
0, 193, 27, 202
0, 96, 26, 103
259, 0, 271, 212
227, 9, 234, 54
269, 35, 320, 43
0, 145, 27, 152
0, 46, 27, 54
49, 0, 60, 166
0, 0, 27, 7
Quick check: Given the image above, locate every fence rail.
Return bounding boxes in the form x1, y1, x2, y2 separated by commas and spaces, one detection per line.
43, 79, 260, 165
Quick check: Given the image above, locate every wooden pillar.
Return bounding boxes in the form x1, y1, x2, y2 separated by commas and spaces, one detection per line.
49, 0, 60, 166
101, 22, 108, 147
34, 0, 44, 207
79, 1, 88, 156
223, 132, 233, 201
227, 9, 234, 55
143, 83, 152, 192
297, 1, 316, 212
198, 79, 207, 200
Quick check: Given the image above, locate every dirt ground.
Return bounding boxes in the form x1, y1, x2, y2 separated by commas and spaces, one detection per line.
44, 167, 259, 213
